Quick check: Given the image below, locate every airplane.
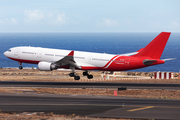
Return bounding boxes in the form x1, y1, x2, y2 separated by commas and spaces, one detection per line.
4, 32, 172, 80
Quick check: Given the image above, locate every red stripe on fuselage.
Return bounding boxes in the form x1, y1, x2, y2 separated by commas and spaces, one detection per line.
81, 66, 99, 70
7, 57, 40, 64
7, 57, 101, 70
103, 55, 120, 68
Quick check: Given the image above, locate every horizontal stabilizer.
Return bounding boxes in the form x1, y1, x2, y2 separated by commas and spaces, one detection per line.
162, 58, 176, 61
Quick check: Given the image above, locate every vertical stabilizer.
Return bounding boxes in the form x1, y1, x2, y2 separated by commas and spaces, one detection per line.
133, 32, 171, 59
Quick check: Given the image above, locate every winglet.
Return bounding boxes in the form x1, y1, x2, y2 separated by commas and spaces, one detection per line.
68, 51, 74, 56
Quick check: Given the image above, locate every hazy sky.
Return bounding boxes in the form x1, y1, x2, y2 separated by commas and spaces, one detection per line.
0, 0, 179, 32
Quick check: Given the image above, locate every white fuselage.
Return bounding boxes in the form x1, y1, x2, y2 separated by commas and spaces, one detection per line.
4, 46, 138, 70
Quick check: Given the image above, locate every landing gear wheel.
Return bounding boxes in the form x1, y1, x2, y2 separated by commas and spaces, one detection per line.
83, 71, 88, 76
69, 73, 75, 77
83, 71, 93, 79
18, 62, 23, 70
74, 76, 80, 80
19, 66, 23, 70
87, 75, 93, 79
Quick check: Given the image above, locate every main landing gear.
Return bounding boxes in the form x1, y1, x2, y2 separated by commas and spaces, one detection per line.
69, 71, 93, 80
18, 62, 23, 70
83, 71, 93, 79
69, 72, 80, 80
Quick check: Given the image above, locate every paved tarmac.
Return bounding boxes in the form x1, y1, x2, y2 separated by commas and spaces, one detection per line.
0, 81, 180, 89
0, 93, 179, 119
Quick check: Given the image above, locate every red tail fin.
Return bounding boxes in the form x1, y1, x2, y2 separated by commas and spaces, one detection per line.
133, 32, 171, 59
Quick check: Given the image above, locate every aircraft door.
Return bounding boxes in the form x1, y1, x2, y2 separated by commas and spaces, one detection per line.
14, 48, 20, 58
88, 55, 92, 63
37, 52, 41, 58
125, 58, 130, 66
37, 49, 42, 59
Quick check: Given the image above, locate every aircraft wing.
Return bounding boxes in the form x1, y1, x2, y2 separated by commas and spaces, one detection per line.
54, 51, 81, 69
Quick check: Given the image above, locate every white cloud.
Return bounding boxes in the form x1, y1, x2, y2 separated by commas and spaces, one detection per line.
24, 10, 44, 22
55, 13, 66, 25
171, 21, 180, 28
98, 18, 119, 27
11, 18, 18, 25
47, 11, 67, 26
0, 18, 18, 25
0, 20, 4, 24
24, 10, 67, 26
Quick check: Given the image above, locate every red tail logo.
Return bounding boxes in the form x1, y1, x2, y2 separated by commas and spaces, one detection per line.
133, 32, 171, 59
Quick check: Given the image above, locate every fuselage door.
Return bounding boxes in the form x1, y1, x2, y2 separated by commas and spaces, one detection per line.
125, 58, 130, 66
14, 48, 20, 58
37, 50, 42, 58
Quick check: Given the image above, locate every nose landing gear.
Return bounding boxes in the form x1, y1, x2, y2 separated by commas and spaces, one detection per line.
18, 62, 23, 70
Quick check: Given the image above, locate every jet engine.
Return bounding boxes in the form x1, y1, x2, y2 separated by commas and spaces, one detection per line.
38, 61, 57, 71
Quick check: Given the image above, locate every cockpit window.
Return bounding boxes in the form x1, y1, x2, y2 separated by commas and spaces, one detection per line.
8, 50, 11, 52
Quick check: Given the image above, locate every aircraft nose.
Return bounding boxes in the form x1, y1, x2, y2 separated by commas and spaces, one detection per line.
4, 51, 8, 57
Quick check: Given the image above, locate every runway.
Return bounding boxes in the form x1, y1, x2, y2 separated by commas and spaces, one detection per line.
0, 93, 179, 119
0, 81, 180, 119
0, 81, 180, 89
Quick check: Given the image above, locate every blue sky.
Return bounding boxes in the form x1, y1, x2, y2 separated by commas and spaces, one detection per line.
0, 0, 180, 32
